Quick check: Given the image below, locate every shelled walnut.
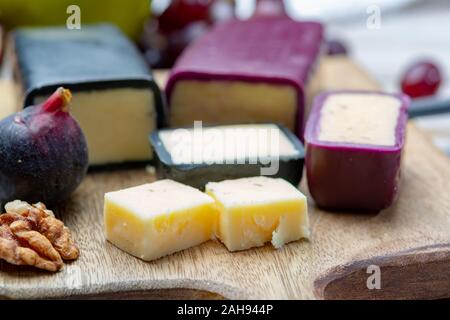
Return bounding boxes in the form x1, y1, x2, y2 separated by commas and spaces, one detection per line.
0, 200, 79, 271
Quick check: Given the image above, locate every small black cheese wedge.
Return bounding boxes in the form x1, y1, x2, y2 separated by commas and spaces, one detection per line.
150, 123, 305, 189
14, 24, 165, 166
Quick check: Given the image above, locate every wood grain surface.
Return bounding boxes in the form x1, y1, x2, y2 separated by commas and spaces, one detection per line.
1, 57, 450, 300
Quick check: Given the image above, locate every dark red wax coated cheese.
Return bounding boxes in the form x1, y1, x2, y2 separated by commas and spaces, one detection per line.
304, 91, 410, 212
166, 17, 323, 138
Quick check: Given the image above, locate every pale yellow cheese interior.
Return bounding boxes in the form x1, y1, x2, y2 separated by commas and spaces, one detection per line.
158, 124, 298, 165
104, 180, 217, 261
37, 88, 156, 165
206, 177, 309, 251
318, 94, 402, 146
170, 80, 298, 130
0, 80, 20, 120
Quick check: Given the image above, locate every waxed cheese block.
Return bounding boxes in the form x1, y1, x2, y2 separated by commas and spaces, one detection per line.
104, 180, 216, 261
150, 123, 305, 189
14, 24, 165, 166
305, 91, 410, 212
206, 177, 309, 251
166, 17, 323, 138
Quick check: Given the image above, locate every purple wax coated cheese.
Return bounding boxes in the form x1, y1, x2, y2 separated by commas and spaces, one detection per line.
304, 91, 410, 212
166, 17, 323, 139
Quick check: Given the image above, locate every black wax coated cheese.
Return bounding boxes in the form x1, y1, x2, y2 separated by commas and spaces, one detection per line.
14, 23, 166, 128
150, 124, 305, 189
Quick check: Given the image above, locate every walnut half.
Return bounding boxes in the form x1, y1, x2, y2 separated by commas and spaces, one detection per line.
0, 201, 79, 272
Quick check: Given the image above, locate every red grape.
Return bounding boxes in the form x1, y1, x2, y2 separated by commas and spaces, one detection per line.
142, 0, 235, 68
326, 40, 348, 56
158, 0, 213, 33
401, 61, 442, 98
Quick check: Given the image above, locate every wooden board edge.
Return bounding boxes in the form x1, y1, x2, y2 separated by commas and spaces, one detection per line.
40, 289, 225, 300
313, 242, 450, 300
0, 289, 225, 300
0, 274, 244, 300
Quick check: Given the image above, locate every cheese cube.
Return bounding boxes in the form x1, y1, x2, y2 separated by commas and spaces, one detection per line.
206, 177, 309, 251
104, 180, 217, 261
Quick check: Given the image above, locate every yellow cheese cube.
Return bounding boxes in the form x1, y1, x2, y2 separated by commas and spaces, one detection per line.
206, 177, 309, 252
104, 180, 217, 261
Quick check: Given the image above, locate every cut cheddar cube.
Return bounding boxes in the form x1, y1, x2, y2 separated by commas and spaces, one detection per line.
206, 177, 309, 251
104, 180, 217, 261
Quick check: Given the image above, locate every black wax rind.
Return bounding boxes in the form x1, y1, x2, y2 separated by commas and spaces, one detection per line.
14, 24, 166, 128
150, 124, 305, 189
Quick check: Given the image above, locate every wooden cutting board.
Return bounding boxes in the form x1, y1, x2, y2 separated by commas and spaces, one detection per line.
1, 57, 450, 300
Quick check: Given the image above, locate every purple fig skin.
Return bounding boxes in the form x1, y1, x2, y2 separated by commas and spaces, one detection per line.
0, 100, 88, 209
304, 91, 410, 212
